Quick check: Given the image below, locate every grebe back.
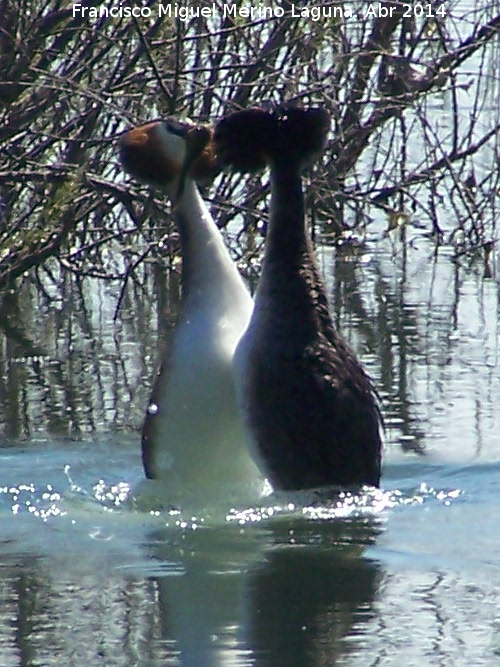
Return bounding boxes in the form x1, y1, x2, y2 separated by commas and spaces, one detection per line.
214, 106, 382, 491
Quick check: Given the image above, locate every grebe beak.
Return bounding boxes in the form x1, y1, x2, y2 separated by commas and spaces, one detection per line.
174, 125, 212, 205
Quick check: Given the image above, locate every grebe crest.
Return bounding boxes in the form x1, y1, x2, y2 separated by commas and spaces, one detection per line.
214, 105, 330, 172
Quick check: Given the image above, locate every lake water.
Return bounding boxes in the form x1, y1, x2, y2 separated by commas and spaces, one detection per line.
0, 229, 499, 666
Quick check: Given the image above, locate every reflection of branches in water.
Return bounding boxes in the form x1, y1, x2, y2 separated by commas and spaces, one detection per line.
330, 242, 381, 350
0, 275, 153, 439
2, 508, 496, 666
327, 238, 427, 455
0, 290, 80, 439
326, 230, 495, 458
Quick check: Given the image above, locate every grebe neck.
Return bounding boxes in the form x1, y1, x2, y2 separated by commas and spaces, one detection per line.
264, 164, 311, 265
256, 163, 335, 343
169, 179, 245, 307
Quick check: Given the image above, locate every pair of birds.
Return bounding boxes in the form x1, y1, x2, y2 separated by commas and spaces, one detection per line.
120, 106, 382, 503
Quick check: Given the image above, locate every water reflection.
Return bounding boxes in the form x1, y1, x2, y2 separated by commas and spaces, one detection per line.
0, 508, 382, 667
0, 272, 154, 440
1, 228, 500, 664
242, 523, 381, 666
0, 455, 498, 665
1, 233, 500, 466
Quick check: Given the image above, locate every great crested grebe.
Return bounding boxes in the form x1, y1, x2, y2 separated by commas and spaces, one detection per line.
120, 119, 263, 505
214, 106, 382, 491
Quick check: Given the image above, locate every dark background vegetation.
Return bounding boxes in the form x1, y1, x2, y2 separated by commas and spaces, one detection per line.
0, 0, 499, 440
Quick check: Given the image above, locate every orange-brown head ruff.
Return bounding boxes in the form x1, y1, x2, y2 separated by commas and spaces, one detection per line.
214, 105, 331, 172
119, 119, 218, 189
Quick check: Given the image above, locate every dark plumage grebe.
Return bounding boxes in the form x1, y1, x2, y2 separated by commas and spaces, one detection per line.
120, 120, 263, 503
214, 106, 382, 491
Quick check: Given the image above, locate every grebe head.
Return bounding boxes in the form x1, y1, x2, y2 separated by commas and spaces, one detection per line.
120, 119, 218, 192
214, 105, 331, 172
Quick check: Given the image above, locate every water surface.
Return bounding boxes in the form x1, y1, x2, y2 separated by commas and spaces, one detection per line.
1, 231, 499, 666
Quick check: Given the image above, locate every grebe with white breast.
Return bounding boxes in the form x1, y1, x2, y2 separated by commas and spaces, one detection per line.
120, 120, 264, 505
